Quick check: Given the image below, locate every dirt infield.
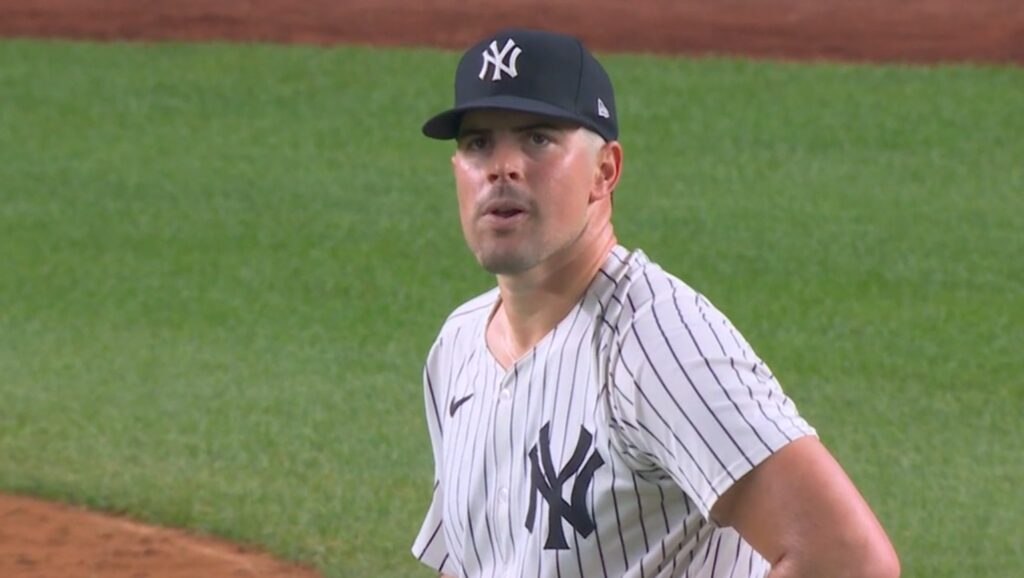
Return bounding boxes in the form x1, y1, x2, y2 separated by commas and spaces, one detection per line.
0, 1, 1020, 577
1, 0, 1022, 63
0, 494, 320, 578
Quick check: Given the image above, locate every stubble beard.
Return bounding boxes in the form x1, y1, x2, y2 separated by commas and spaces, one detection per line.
469, 183, 542, 275
471, 219, 543, 274
473, 219, 588, 276
467, 182, 587, 276
476, 240, 541, 275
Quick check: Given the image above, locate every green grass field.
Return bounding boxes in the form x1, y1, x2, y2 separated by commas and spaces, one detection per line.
1, 39, 1021, 577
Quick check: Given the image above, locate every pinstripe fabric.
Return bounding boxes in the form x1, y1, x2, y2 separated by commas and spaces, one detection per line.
412, 245, 816, 578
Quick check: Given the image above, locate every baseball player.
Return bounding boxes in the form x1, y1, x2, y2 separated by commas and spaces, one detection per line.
412, 27, 900, 578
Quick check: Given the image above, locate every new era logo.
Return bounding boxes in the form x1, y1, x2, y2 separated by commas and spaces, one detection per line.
597, 98, 610, 119
479, 38, 522, 81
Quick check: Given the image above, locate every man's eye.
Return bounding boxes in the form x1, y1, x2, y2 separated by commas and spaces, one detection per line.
460, 136, 487, 150
529, 132, 551, 146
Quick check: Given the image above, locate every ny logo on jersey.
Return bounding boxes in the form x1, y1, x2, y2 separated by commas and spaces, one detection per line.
479, 38, 522, 81
525, 423, 605, 550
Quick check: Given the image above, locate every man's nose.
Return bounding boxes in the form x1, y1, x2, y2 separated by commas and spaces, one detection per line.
487, 140, 524, 183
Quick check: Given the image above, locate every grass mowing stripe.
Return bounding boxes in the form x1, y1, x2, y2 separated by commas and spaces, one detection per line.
1, 39, 1021, 577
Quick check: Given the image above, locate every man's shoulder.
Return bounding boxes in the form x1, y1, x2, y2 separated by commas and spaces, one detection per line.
609, 247, 759, 366
435, 287, 499, 339
423, 288, 496, 375
605, 246, 704, 327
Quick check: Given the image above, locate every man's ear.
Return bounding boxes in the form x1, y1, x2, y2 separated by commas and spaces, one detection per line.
592, 141, 623, 202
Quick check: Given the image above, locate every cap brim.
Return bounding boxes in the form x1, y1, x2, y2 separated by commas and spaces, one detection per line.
422, 95, 595, 140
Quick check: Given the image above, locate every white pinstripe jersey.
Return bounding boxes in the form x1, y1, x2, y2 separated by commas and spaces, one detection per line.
413, 245, 816, 578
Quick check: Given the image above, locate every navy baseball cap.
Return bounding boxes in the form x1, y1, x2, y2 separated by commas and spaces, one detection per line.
422, 28, 618, 141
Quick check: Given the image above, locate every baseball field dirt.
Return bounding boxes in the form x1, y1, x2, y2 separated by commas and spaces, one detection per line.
0, 494, 320, 577
1, 0, 1022, 63
0, 0, 1020, 577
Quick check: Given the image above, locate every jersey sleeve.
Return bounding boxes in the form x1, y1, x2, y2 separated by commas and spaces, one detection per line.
608, 291, 816, 520
411, 340, 457, 575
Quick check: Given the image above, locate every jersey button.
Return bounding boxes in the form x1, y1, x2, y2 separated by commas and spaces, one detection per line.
499, 387, 512, 402
497, 487, 509, 502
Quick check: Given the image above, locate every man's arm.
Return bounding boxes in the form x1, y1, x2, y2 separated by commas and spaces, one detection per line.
711, 436, 900, 578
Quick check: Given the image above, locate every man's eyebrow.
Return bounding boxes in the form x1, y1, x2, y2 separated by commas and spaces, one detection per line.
456, 127, 489, 139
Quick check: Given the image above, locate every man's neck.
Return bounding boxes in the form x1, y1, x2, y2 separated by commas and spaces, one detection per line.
491, 231, 617, 362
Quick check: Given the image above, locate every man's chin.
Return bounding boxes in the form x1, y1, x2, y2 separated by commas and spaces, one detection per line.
476, 247, 537, 276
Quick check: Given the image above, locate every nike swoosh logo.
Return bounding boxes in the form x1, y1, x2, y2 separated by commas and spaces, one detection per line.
449, 393, 474, 417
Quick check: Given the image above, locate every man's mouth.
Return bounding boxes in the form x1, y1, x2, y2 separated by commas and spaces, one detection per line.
481, 203, 529, 228
491, 208, 524, 218
479, 197, 530, 224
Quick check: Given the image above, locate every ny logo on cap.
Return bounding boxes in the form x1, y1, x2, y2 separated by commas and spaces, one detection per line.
479, 38, 522, 81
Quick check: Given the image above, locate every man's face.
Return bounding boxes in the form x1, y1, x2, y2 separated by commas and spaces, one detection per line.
452, 109, 603, 275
